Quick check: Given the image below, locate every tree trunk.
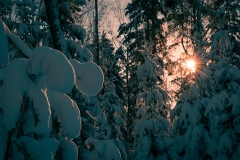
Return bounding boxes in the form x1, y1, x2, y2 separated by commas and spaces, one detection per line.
4, 131, 11, 160
44, 0, 70, 58
146, 19, 150, 44
95, 0, 100, 65
126, 50, 130, 130
151, 0, 156, 54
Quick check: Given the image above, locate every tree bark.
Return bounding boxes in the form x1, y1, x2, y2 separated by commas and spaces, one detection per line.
4, 131, 11, 160
151, 0, 156, 54
44, 0, 70, 58
95, 0, 100, 65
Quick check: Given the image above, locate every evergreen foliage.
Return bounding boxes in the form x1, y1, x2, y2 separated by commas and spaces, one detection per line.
133, 51, 170, 159
0, 0, 240, 159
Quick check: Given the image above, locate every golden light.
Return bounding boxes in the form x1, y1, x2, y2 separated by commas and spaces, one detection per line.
186, 59, 195, 72
179, 51, 208, 83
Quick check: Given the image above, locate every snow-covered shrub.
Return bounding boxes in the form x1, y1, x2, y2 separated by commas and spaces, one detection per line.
83, 72, 127, 160
72, 91, 104, 159
133, 52, 170, 159
170, 83, 206, 159
0, 21, 104, 160
203, 62, 240, 159
82, 36, 127, 159
170, 7, 240, 159
85, 137, 121, 160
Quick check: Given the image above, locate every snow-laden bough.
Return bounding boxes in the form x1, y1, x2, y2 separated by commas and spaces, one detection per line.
38, 138, 60, 158
47, 89, 81, 139
0, 20, 9, 66
59, 140, 78, 160
15, 136, 53, 160
28, 46, 75, 94
69, 59, 104, 96
1, 59, 51, 134
85, 137, 121, 160
0, 20, 32, 59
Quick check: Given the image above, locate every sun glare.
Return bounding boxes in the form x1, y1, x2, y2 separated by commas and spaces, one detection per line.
186, 59, 195, 72
180, 52, 208, 82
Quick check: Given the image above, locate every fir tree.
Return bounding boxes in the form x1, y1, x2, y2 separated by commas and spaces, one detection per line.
132, 50, 170, 159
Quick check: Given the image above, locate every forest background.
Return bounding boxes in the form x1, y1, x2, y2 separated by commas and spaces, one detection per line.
0, 0, 240, 160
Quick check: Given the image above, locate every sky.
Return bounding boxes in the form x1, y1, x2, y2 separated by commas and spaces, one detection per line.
79, 0, 131, 48
94, 0, 131, 48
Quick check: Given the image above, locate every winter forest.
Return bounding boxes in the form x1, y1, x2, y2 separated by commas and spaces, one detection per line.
0, 0, 240, 159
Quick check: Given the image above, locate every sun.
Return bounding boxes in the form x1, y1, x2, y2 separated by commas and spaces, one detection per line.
179, 52, 209, 83
186, 59, 196, 72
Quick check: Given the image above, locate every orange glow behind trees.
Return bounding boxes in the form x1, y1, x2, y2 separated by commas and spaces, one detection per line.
186, 59, 196, 72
